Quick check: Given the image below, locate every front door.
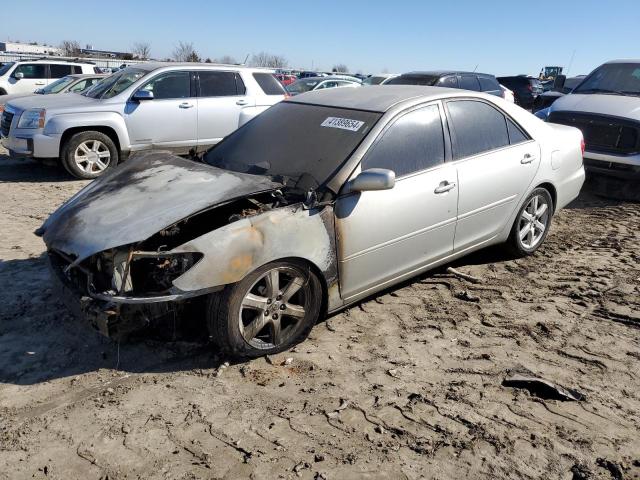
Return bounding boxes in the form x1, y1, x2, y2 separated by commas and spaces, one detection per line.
125, 70, 197, 153
9, 63, 48, 94
335, 103, 458, 300
444, 99, 541, 251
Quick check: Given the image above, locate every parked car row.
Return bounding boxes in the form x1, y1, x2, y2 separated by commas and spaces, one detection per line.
0, 59, 101, 95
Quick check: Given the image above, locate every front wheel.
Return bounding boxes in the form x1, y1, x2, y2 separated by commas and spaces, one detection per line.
506, 188, 553, 256
61, 131, 119, 179
207, 260, 323, 358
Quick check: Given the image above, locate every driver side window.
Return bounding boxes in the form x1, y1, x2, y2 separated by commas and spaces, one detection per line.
139, 71, 191, 99
361, 105, 445, 178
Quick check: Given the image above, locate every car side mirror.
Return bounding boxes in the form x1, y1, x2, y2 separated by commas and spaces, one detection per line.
132, 90, 153, 101
348, 168, 395, 193
13, 72, 24, 80
553, 75, 566, 92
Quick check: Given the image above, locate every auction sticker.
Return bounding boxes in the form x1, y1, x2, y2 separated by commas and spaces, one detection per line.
321, 117, 365, 132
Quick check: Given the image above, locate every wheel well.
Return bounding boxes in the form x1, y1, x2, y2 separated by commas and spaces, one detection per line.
0, 88, 6, 95
60, 126, 121, 157
537, 182, 557, 212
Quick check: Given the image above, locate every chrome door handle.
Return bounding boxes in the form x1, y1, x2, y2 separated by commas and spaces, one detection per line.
236, 99, 248, 106
521, 153, 535, 164
179, 102, 194, 109
434, 181, 456, 194
35, 82, 45, 85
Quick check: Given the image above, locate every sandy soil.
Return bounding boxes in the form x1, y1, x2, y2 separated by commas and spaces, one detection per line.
1, 149, 639, 480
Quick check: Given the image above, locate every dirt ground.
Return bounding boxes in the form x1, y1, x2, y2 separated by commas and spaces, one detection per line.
1, 148, 639, 480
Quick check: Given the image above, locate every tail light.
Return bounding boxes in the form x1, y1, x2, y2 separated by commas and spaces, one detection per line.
580, 138, 585, 156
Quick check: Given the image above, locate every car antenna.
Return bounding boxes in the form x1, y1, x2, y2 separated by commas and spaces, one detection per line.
242, 54, 249, 66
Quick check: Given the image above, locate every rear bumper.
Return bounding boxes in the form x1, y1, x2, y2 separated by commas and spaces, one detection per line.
556, 166, 586, 210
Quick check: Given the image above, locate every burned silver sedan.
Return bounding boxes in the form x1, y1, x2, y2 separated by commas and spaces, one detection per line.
40, 86, 585, 357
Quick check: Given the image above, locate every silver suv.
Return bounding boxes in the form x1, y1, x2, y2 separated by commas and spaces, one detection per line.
1, 63, 287, 178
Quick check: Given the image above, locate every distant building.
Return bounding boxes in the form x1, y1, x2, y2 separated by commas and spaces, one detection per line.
79, 48, 133, 59
0, 41, 62, 56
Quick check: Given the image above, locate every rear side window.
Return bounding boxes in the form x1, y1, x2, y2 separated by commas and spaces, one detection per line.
13, 64, 46, 79
253, 72, 286, 95
459, 75, 481, 91
139, 71, 191, 99
362, 104, 445, 177
479, 76, 500, 92
73, 66, 82, 74
506, 118, 529, 144
50, 64, 73, 78
447, 100, 509, 159
199, 71, 245, 97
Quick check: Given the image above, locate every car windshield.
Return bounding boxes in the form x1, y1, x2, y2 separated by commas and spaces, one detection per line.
363, 76, 386, 85
203, 102, 382, 192
38, 76, 76, 94
573, 63, 640, 96
286, 79, 320, 94
385, 75, 439, 86
0, 62, 15, 76
82, 67, 147, 99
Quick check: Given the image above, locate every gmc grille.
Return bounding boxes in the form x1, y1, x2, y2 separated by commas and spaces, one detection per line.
548, 111, 640, 155
1, 111, 14, 137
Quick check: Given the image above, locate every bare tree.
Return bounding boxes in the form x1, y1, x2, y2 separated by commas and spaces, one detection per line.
132, 42, 151, 60
250, 52, 288, 69
60, 40, 81, 57
216, 55, 238, 65
172, 41, 200, 62
332, 63, 348, 73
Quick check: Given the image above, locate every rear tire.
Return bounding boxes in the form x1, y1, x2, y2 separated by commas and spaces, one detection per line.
207, 260, 323, 358
506, 188, 553, 256
61, 131, 118, 179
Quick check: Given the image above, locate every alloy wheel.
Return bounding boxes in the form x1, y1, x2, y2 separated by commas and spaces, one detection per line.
74, 139, 111, 174
238, 266, 310, 350
518, 194, 550, 249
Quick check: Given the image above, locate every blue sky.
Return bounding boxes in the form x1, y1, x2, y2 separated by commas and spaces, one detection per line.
4, 0, 639, 76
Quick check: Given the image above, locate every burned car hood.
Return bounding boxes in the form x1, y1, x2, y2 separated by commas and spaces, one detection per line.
39, 151, 282, 261
550, 93, 640, 121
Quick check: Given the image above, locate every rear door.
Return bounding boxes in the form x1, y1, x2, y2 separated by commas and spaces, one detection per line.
49, 64, 75, 82
445, 99, 540, 251
125, 69, 197, 153
195, 70, 253, 151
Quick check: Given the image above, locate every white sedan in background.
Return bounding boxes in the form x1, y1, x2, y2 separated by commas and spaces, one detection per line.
286, 75, 361, 96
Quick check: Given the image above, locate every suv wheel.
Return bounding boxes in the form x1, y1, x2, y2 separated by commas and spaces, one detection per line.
207, 260, 323, 358
506, 188, 553, 256
61, 131, 118, 179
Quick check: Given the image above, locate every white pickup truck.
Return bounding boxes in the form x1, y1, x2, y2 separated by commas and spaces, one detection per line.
1, 63, 287, 178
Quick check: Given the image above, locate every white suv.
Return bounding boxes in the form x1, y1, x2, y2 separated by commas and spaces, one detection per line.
1, 63, 287, 178
0, 59, 98, 96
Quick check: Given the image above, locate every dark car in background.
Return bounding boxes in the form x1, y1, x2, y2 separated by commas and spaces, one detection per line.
532, 75, 586, 113
497, 76, 543, 109
385, 71, 504, 97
